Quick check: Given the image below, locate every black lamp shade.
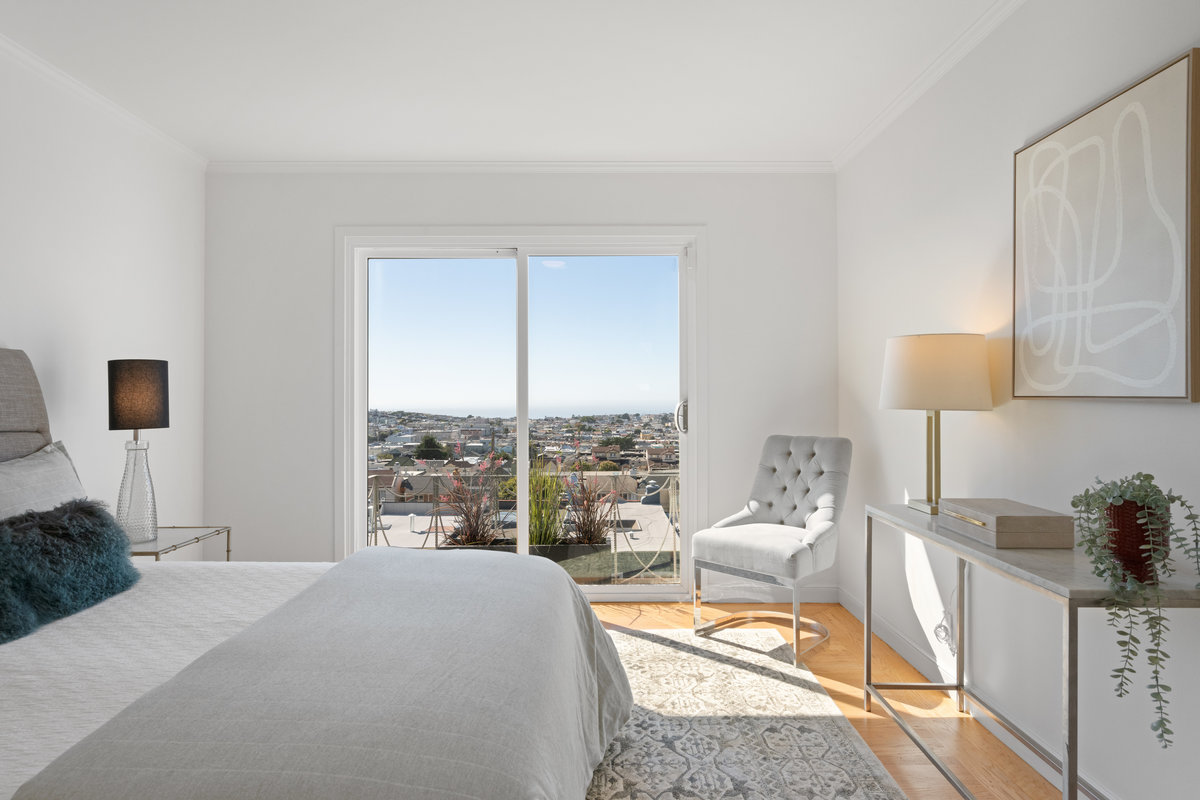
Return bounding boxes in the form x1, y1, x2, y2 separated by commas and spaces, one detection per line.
108, 360, 169, 431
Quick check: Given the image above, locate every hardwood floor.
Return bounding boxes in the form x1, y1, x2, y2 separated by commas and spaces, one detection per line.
590, 601, 1060, 800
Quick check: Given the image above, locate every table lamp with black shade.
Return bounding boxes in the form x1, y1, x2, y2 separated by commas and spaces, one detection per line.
108, 359, 169, 543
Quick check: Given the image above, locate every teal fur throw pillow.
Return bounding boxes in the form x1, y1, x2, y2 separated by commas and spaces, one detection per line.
0, 499, 140, 644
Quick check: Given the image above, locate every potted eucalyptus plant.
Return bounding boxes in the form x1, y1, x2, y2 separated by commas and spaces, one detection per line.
1071, 473, 1200, 747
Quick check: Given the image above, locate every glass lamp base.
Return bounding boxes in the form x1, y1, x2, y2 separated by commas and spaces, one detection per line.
116, 440, 158, 543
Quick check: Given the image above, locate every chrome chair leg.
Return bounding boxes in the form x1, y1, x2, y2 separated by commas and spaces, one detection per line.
794, 583, 803, 664
692, 573, 829, 666
789, 617, 830, 665
791, 582, 828, 665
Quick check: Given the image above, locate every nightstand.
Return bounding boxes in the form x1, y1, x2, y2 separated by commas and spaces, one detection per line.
129, 526, 232, 561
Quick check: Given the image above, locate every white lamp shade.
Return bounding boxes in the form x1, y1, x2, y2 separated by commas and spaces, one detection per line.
880, 333, 992, 411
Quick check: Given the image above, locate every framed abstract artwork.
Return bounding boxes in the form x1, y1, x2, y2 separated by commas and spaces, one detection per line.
1013, 49, 1199, 400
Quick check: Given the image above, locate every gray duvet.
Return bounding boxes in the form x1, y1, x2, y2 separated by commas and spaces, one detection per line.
15, 547, 632, 800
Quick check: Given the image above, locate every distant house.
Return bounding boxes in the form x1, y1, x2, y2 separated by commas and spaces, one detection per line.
401, 474, 451, 503
573, 472, 638, 501
647, 446, 678, 465
367, 467, 395, 483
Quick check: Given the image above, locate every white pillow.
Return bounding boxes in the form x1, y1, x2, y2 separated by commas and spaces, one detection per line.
0, 441, 86, 520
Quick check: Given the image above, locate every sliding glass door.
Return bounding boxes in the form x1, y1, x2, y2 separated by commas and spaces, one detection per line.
368, 256, 518, 550
527, 255, 681, 585
365, 248, 685, 592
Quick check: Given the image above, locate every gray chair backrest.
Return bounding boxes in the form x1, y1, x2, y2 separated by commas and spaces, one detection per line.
743, 435, 852, 538
0, 348, 52, 463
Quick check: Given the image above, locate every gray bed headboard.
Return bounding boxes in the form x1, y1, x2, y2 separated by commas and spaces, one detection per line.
0, 348, 52, 463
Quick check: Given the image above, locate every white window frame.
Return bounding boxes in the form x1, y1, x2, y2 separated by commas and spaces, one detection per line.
334, 226, 707, 601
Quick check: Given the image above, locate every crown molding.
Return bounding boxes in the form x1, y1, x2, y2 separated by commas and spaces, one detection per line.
831, 0, 1028, 170
205, 160, 835, 175
0, 32, 207, 167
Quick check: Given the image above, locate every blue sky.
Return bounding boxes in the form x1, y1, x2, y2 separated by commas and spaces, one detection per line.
368, 255, 679, 417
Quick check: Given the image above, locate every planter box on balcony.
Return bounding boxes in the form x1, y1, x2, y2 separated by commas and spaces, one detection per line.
532, 541, 613, 584
436, 538, 517, 553
530, 543, 608, 563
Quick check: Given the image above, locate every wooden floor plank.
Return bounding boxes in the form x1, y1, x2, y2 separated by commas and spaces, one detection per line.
590, 601, 1059, 800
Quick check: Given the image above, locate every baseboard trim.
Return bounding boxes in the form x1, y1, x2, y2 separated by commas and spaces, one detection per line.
837, 589, 1119, 800
837, 588, 946, 681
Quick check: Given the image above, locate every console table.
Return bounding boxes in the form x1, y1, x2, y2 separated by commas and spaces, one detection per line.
864, 504, 1200, 800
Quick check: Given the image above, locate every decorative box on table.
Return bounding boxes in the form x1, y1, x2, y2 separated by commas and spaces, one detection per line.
936, 498, 1074, 549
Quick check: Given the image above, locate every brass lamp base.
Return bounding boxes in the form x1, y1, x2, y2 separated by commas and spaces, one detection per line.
909, 408, 941, 516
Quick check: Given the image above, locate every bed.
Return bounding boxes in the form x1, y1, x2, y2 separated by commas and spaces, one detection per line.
0, 348, 632, 799
1, 560, 333, 798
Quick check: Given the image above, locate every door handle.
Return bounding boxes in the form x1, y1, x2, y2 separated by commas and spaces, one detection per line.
674, 399, 688, 434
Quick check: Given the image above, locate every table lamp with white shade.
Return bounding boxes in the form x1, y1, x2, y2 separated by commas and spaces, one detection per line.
879, 333, 992, 515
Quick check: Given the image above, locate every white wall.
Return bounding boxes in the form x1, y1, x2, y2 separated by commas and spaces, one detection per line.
0, 44, 206, 525
205, 171, 838, 571
836, 1, 1200, 796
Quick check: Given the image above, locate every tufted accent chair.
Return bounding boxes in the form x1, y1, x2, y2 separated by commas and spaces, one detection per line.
693, 434, 852, 665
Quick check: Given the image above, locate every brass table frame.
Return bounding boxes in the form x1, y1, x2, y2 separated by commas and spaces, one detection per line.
130, 526, 232, 561
864, 504, 1200, 800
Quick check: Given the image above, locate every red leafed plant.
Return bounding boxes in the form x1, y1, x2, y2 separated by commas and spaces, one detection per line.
440, 453, 505, 546
564, 473, 618, 545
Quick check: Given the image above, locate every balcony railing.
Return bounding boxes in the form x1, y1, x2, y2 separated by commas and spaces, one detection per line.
367, 468, 681, 584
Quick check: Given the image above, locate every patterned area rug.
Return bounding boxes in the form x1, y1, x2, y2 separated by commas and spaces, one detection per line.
588, 628, 907, 800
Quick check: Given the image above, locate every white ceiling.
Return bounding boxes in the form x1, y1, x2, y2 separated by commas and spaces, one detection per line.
0, 0, 1018, 166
